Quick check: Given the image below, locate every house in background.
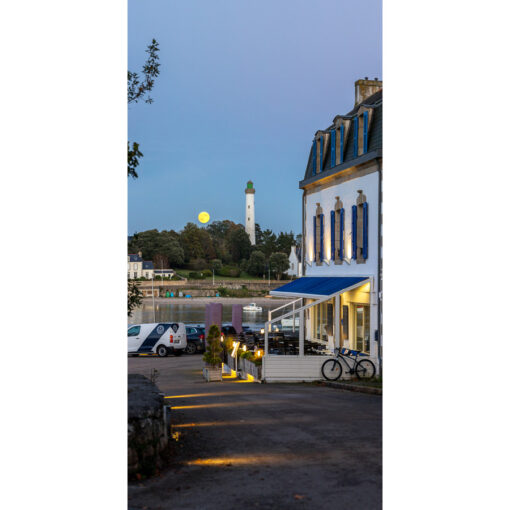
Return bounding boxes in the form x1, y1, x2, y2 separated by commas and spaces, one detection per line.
142, 261, 154, 279
287, 245, 302, 277
264, 78, 382, 382
128, 252, 144, 279
128, 252, 155, 279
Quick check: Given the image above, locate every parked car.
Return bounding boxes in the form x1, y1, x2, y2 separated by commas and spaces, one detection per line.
128, 322, 187, 357
185, 326, 206, 354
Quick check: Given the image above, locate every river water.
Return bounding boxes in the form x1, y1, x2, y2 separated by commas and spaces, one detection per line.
130, 301, 270, 330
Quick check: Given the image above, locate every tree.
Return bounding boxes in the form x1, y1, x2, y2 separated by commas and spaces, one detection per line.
128, 281, 142, 317
276, 231, 295, 256
211, 259, 223, 273
269, 252, 290, 280
247, 250, 266, 277
258, 229, 277, 258
180, 222, 205, 261
128, 39, 160, 178
227, 226, 252, 263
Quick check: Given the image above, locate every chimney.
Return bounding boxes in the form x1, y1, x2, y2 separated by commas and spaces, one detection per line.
354, 77, 382, 106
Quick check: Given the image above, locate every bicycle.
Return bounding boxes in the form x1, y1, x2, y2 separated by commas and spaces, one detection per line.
321, 348, 376, 381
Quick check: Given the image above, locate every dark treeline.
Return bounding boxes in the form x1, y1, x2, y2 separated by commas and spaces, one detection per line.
128, 221, 301, 279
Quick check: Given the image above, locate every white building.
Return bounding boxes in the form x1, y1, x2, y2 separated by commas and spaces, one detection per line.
245, 180, 255, 245
287, 245, 302, 277
263, 78, 383, 382
128, 252, 154, 279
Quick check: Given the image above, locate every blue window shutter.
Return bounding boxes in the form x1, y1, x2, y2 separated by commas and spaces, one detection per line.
313, 215, 316, 261
352, 205, 357, 259
362, 202, 368, 259
312, 142, 317, 175
319, 136, 323, 172
339, 208, 345, 259
363, 111, 368, 153
353, 117, 359, 157
330, 210, 335, 260
320, 214, 324, 261
330, 130, 336, 168
340, 125, 344, 163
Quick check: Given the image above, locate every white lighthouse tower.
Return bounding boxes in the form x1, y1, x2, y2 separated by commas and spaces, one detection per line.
245, 180, 255, 245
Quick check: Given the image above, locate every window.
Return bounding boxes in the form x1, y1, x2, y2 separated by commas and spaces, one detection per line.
353, 116, 359, 157
312, 299, 335, 352
340, 124, 345, 163
134, 272, 138, 278
333, 197, 344, 264
128, 326, 140, 337
354, 304, 370, 354
363, 111, 369, 153
319, 136, 324, 172
330, 129, 336, 168
354, 190, 368, 263
313, 203, 324, 265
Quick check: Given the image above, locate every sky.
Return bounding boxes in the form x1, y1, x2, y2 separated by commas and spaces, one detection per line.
128, 0, 382, 236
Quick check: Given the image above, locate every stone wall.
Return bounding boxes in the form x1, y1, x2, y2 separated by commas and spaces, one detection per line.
128, 374, 169, 477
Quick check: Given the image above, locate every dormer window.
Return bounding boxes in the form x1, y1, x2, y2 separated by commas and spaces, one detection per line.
353, 116, 359, 157
363, 111, 369, 153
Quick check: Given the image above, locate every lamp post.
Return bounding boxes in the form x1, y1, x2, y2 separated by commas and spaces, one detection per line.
212, 268, 215, 286
151, 273, 156, 322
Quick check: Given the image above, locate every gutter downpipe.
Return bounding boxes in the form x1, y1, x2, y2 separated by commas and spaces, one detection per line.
377, 158, 382, 377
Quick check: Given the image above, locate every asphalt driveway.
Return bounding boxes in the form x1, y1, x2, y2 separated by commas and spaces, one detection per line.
128, 354, 382, 510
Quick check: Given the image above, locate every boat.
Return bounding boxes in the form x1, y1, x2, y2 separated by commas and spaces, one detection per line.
243, 302, 263, 312
281, 317, 300, 328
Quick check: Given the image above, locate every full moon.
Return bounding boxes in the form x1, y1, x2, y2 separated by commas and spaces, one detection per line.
198, 211, 210, 224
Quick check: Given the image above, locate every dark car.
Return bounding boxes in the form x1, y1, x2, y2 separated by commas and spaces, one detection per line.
185, 326, 206, 354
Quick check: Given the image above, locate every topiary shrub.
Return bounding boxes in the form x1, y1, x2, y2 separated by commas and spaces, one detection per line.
202, 269, 213, 277
203, 325, 223, 367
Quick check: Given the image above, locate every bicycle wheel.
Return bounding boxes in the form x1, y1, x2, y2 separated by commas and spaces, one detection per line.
321, 359, 342, 381
355, 359, 376, 379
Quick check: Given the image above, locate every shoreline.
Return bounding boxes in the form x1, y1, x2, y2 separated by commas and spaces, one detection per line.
142, 296, 293, 305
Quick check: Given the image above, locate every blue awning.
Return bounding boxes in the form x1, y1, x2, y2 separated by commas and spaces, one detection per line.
270, 276, 369, 299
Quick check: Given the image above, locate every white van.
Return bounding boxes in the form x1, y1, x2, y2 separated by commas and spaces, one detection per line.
128, 322, 187, 357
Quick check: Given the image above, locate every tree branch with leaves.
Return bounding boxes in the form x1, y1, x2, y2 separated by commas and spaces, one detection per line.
128, 39, 160, 178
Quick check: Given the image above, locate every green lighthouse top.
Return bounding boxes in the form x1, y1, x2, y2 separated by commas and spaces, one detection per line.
247, 181, 253, 188
245, 180, 255, 194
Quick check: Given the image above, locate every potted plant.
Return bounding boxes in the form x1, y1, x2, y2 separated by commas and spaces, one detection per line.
202, 324, 223, 382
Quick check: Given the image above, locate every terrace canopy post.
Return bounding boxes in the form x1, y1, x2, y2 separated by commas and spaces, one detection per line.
299, 302, 304, 356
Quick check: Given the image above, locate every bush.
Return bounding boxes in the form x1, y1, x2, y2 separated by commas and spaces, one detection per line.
202, 269, 213, 277
189, 258, 207, 270
218, 265, 241, 277
188, 271, 206, 280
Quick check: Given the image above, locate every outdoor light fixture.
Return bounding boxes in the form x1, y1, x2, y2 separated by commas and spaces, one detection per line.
260, 328, 264, 334
242, 345, 247, 352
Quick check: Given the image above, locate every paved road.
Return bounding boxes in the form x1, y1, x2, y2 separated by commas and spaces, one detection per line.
128, 355, 382, 510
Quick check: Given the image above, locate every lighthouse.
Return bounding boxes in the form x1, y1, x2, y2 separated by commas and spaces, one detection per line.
245, 180, 255, 245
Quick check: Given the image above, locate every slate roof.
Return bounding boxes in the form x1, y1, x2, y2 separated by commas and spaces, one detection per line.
128, 254, 143, 262
142, 261, 154, 270
301, 90, 382, 185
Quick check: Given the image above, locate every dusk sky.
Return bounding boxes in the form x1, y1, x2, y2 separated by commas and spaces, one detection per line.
128, 0, 382, 236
